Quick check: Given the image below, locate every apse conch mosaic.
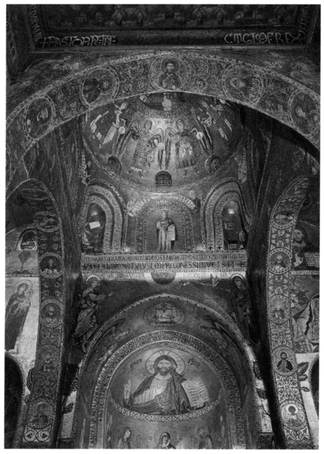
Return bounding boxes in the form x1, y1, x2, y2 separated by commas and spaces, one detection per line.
105, 344, 230, 449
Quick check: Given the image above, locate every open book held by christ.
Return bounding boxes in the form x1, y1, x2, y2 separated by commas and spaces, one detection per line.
181, 377, 209, 409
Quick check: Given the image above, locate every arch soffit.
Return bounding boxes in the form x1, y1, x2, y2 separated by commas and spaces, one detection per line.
267, 176, 313, 447
5, 178, 67, 447
80, 292, 246, 377
6, 52, 320, 193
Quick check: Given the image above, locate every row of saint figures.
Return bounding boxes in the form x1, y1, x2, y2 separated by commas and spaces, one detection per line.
81, 201, 247, 254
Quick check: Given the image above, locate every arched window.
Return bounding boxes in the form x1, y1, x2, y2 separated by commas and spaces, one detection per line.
155, 171, 172, 188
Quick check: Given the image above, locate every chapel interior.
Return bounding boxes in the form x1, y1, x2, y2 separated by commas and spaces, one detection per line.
5, 4, 320, 449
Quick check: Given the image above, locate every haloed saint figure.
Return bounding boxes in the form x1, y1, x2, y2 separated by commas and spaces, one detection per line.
6, 282, 32, 351
124, 354, 191, 415
156, 210, 177, 253
159, 60, 181, 91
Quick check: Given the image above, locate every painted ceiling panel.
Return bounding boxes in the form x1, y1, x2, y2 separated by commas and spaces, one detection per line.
27, 4, 314, 48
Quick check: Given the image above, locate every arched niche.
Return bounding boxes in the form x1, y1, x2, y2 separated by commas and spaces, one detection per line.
5, 355, 25, 448
70, 293, 272, 449
203, 179, 251, 252
135, 200, 194, 253
79, 183, 125, 252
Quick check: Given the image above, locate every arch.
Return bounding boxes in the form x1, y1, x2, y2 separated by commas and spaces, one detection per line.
84, 331, 246, 449
203, 179, 251, 252
6, 52, 320, 192
70, 292, 273, 448
267, 176, 313, 448
79, 183, 125, 252
6, 179, 66, 448
83, 292, 246, 363
135, 199, 194, 253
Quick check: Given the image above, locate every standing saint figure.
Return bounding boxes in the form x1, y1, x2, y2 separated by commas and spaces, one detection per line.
72, 277, 110, 353
6, 282, 32, 351
156, 210, 177, 253
124, 355, 191, 415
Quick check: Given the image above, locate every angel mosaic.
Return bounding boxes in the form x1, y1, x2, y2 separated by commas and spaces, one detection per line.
192, 98, 240, 160
127, 117, 207, 175
87, 102, 129, 157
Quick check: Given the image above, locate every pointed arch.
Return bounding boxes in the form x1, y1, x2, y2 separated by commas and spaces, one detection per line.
6, 52, 320, 192
70, 293, 273, 449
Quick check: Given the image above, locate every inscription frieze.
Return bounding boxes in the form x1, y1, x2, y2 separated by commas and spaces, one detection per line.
81, 252, 247, 274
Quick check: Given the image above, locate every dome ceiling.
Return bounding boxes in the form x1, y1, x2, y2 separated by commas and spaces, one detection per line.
81, 92, 243, 190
